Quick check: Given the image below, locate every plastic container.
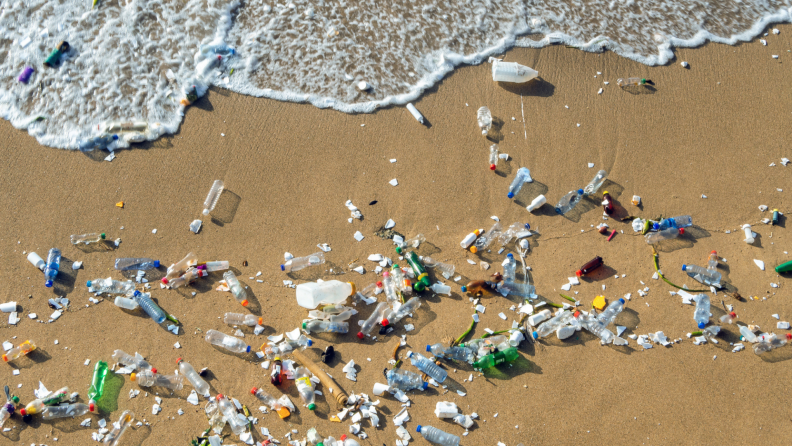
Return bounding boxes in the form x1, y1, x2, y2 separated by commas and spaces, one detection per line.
115, 258, 160, 270
405, 251, 431, 291
422, 257, 455, 279
44, 248, 61, 287
533, 311, 573, 339
357, 302, 389, 339
693, 294, 710, 329
527, 194, 547, 212
555, 189, 584, 215
296, 280, 355, 309
507, 167, 533, 199
111, 350, 152, 371
42, 402, 89, 419
177, 358, 210, 396
460, 229, 484, 249
389, 296, 422, 324
395, 234, 426, 254
488, 144, 499, 170
739, 325, 757, 343
416, 425, 460, 446
596, 298, 625, 326
473, 347, 519, 369
203, 180, 224, 215
491, 59, 538, 83
70, 233, 105, 245
617, 77, 646, 87
576, 256, 603, 277
224, 313, 262, 326
645, 227, 684, 244
476, 106, 492, 136
223, 271, 249, 306
657, 215, 693, 230
104, 410, 134, 446
202, 261, 230, 272
251, 387, 289, 418
602, 191, 615, 214
2, 340, 36, 362
682, 264, 722, 287
386, 368, 428, 391
131, 370, 183, 390
164, 266, 207, 289
381, 271, 399, 305
390, 266, 413, 296
87, 360, 109, 411
281, 252, 325, 272
132, 291, 167, 324
707, 251, 719, 271
294, 367, 316, 410
753, 333, 788, 354
27, 252, 45, 270
88, 278, 135, 295
78, 134, 118, 152
302, 320, 349, 334
21, 386, 69, 415
583, 170, 608, 195
408, 351, 447, 383
406, 103, 425, 124
17, 66, 34, 83
581, 313, 615, 344
427, 344, 474, 362
215, 395, 246, 435
166, 252, 198, 280
205, 329, 251, 353
473, 222, 502, 253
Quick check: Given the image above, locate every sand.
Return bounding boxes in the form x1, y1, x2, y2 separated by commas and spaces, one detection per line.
2, 23, 792, 446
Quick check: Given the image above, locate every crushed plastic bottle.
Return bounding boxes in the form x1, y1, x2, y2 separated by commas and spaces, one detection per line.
682, 264, 722, 287
163, 266, 207, 289
78, 134, 118, 151
87, 278, 135, 295
111, 350, 153, 372
0, 386, 19, 427
251, 387, 289, 418
294, 367, 316, 410
70, 233, 105, 245
381, 272, 399, 307
497, 222, 531, 247
132, 291, 167, 324
386, 368, 428, 391
205, 329, 251, 353
422, 257, 455, 279
461, 335, 509, 357
224, 313, 262, 326
296, 280, 356, 309
388, 296, 422, 325
488, 144, 499, 170
753, 333, 789, 354
476, 106, 492, 136
2, 340, 36, 362
201, 261, 230, 272
87, 360, 109, 411
533, 311, 573, 339
416, 425, 460, 446
43, 248, 61, 287
281, 252, 326, 272
617, 77, 646, 87
302, 320, 349, 334
693, 294, 710, 329
491, 59, 538, 83
222, 271, 249, 307
581, 312, 615, 344
596, 298, 625, 326
473, 222, 502, 253
507, 167, 533, 199
104, 410, 134, 446
657, 215, 693, 230
408, 351, 447, 383
395, 234, 425, 254
645, 227, 685, 244
390, 266, 413, 296
21, 386, 69, 415
42, 402, 89, 420
131, 370, 183, 390
177, 358, 210, 396
357, 302, 389, 339
115, 258, 160, 270
583, 170, 608, 195
202, 180, 224, 216
427, 344, 474, 363
166, 252, 198, 280
555, 189, 584, 215
215, 395, 246, 435
473, 347, 519, 369
707, 251, 719, 271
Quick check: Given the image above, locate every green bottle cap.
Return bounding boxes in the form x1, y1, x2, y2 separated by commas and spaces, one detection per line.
100, 233, 106, 239
308, 403, 316, 410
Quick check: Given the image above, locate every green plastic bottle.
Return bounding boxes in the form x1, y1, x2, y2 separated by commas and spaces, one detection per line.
87, 360, 108, 411
776, 260, 792, 273
473, 347, 519, 369
405, 251, 430, 291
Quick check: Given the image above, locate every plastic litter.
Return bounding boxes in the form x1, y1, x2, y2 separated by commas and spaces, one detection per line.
490, 59, 538, 83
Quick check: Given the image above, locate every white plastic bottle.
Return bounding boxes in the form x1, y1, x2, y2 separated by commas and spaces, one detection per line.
27, 252, 45, 270
527, 194, 547, 212
205, 330, 251, 354
281, 252, 326, 272
296, 280, 356, 309
223, 313, 262, 326
177, 358, 210, 396
477, 106, 492, 136
415, 425, 460, 446
491, 59, 538, 83
693, 294, 710, 329
203, 180, 224, 215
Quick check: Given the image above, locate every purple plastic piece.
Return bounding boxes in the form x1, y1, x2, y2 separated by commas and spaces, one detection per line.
17, 66, 34, 83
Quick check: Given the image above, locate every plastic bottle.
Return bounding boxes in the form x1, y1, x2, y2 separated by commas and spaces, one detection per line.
426, 344, 474, 362
43, 248, 61, 287
166, 252, 198, 280
357, 302, 388, 339
386, 368, 428, 391
2, 340, 36, 362
473, 347, 519, 369
476, 106, 492, 136
251, 387, 289, 418
205, 330, 251, 353
576, 256, 603, 277
103, 410, 134, 446
390, 266, 412, 296
657, 215, 693, 230
132, 291, 167, 324
739, 325, 757, 343
164, 266, 207, 289
389, 296, 422, 324
555, 189, 584, 215
682, 264, 722, 287
462, 335, 510, 357
111, 350, 153, 372
422, 257, 455, 279
281, 252, 326, 272
115, 258, 160, 270
214, 395, 246, 435
507, 167, 533, 199
270, 358, 284, 386
381, 271, 399, 306
294, 367, 316, 410
87, 360, 109, 411
70, 233, 105, 245
222, 271, 249, 307
302, 320, 349, 334
21, 386, 69, 415
581, 313, 615, 344
583, 170, 608, 195
645, 227, 684, 244
177, 358, 210, 395
753, 333, 788, 354
602, 191, 615, 214
0, 386, 19, 427
473, 222, 502, 253
42, 402, 89, 419
131, 370, 184, 390
693, 294, 710, 329
395, 234, 426, 254
202, 261, 230, 272
416, 425, 460, 446
285, 335, 314, 349
491, 59, 538, 83
87, 278, 135, 295
27, 252, 45, 270
78, 134, 118, 151
200, 42, 236, 56
596, 298, 625, 326
617, 77, 646, 87
224, 313, 262, 326
460, 229, 484, 249
533, 311, 573, 339
202, 180, 224, 216
408, 351, 447, 383
405, 251, 431, 291
488, 144, 499, 170
502, 253, 517, 283
527, 194, 547, 212
296, 280, 356, 309
707, 251, 719, 271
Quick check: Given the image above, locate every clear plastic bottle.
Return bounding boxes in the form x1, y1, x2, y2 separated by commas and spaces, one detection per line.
70, 233, 105, 245
302, 320, 349, 334
205, 329, 251, 353
460, 335, 509, 355
0, 386, 19, 427
166, 252, 198, 280
177, 358, 210, 396
42, 402, 90, 419
200, 42, 236, 56
87, 278, 136, 295
693, 294, 710, 329
203, 180, 224, 216
473, 222, 502, 252
21, 386, 69, 415
281, 252, 325, 272
753, 333, 788, 354
390, 296, 422, 324
416, 425, 460, 446
488, 144, 499, 170
533, 311, 573, 339
583, 170, 608, 195
103, 410, 134, 446
115, 258, 160, 270
215, 395, 246, 435
502, 253, 516, 284
426, 344, 474, 362
202, 261, 230, 272
555, 189, 584, 215
473, 347, 519, 369
582, 313, 615, 344
386, 368, 428, 391
617, 77, 646, 87
223, 271, 249, 307
381, 272, 399, 305
164, 267, 207, 289
294, 367, 316, 410
682, 264, 722, 287
596, 298, 625, 326
657, 215, 693, 230
2, 340, 36, 362
296, 280, 356, 309
476, 106, 492, 136
251, 387, 289, 418
132, 291, 166, 324
739, 325, 757, 343
645, 227, 685, 244
395, 234, 426, 254
497, 222, 531, 247
131, 370, 184, 390
44, 248, 61, 287
77, 134, 118, 152
707, 251, 719, 271
224, 313, 262, 326
357, 302, 389, 339
390, 266, 412, 296
111, 350, 152, 371
285, 335, 314, 348
408, 351, 447, 383
507, 167, 533, 199
422, 257, 455, 279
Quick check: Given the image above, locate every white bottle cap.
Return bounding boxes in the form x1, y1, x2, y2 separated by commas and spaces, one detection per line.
0, 301, 17, 313
27, 252, 45, 270
372, 382, 390, 396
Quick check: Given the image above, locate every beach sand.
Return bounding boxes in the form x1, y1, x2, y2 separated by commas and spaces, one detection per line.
1, 24, 792, 445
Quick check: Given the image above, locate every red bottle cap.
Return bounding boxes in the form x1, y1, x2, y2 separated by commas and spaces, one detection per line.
381, 318, 389, 326
258, 317, 263, 326
251, 387, 258, 395
19, 408, 27, 416
241, 300, 249, 307
679, 228, 685, 235
89, 402, 95, 412
490, 164, 496, 170
356, 332, 364, 339
176, 357, 182, 364
711, 250, 717, 254
216, 394, 223, 400
575, 270, 583, 277
787, 333, 792, 340
151, 368, 157, 374
729, 312, 736, 318
161, 278, 169, 284
340, 435, 348, 441
376, 281, 382, 288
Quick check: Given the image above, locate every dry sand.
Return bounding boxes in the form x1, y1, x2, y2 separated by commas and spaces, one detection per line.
2, 24, 792, 446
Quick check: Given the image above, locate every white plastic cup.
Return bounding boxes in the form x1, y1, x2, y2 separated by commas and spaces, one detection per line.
0, 301, 17, 313
742, 224, 755, 244
372, 382, 391, 396
509, 330, 525, 346
27, 252, 45, 270
527, 195, 547, 212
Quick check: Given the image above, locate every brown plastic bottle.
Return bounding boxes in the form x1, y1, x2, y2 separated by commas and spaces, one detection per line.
576, 256, 603, 277
270, 358, 283, 386
602, 191, 614, 215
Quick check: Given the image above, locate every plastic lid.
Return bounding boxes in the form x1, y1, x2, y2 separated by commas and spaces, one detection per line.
382, 271, 390, 277
381, 318, 389, 326
416, 425, 422, 432
340, 435, 348, 441
577, 189, 584, 194
619, 298, 625, 304
19, 408, 26, 416
698, 322, 706, 329
100, 233, 106, 239
652, 223, 659, 230
111, 134, 119, 140
245, 346, 251, 353
45, 280, 53, 287
258, 317, 264, 326
682, 265, 688, 271
151, 368, 157, 374
490, 164, 496, 170
11, 396, 18, 403
86, 280, 92, 287
1, 354, 6, 362
161, 277, 169, 284
308, 403, 316, 410
250, 387, 258, 395
241, 300, 249, 307
508, 192, 515, 198
426, 345, 432, 352
711, 250, 717, 254
524, 223, 530, 229
679, 228, 685, 235
392, 264, 399, 268
575, 270, 583, 277
603, 191, 609, 195
89, 402, 95, 412
306, 340, 313, 346
280, 264, 285, 271
532, 331, 538, 339
176, 357, 183, 364
422, 381, 429, 390
470, 246, 478, 254
153, 260, 160, 267
347, 282, 357, 296
302, 322, 307, 329
461, 286, 467, 292
787, 333, 792, 340
130, 373, 137, 382
729, 312, 736, 318
376, 281, 383, 287
216, 394, 223, 400
356, 332, 364, 339
507, 253, 513, 258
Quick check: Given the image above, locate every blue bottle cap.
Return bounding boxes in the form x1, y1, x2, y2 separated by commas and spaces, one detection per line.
86, 280, 92, 287
426, 345, 431, 352
507, 253, 513, 258
422, 381, 429, 390
698, 322, 706, 329
461, 286, 467, 292
577, 189, 584, 194
532, 331, 538, 339
416, 425, 422, 433
619, 298, 625, 304
45, 280, 53, 288
112, 134, 118, 140
246, 345, 251, 353
153, 260, 160, 268
653, 223, 659, 230
524, 223, 530, 229
133, 290, 141, 297
280, 264, 285, 271
507, 192, 515, 198
681, 264, 687, 271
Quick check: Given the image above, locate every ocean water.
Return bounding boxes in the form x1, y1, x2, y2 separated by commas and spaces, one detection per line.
0, 0, 790, 149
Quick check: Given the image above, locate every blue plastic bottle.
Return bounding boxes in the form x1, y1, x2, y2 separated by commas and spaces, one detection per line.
44, 248, 61, 287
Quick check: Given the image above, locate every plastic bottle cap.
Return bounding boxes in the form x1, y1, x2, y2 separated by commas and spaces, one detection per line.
161, 278, 169, 284
245, 346, 251, 353
382, 271, 390, 277
461, 286, 467, 292
250, 387, 258, 395
151, 368, 157, 374
381, 318, 389, 326
89, 402, 95, 412
302, 322, 307, 329
490, 164, 496, 170
577, 189, 584, 194
19, 408, 26, 416
508, 192, 515, 198
603, 191, 609, 195
280, 264, 285, 271
619, 298, 625, 304
340, 435, 348, 441
308, 403, 316, 410
575, 270, 583, 277
376, 281, 383, 287
306, 340, 313, 346
682, 265, 688, 271
470, 246, 477, 253
1, 354, 6, 362
711, 251, 717, 254
426, 345, 432, 352
729, 312, 736, 318
100, 233, 106, 239
356, 332, 364, 339
532, 331, 538, 339
258, 317, 264, 326
130, 373, 137, 382
679, 228, 685, 235
787, 333, 792, 340
153, 260, 160, 267
698, 322, 706, 329
86, 280, 92, 287
422, 381, 429, 390
507, 253, 513, 258
653, 223, 659, 230
45, 280, 53, 287
416, 425, 422, 433
392, 264, 399, 269
216, 394, 223, 400
524, 223, 530, 229
11, 396, 18, 403
241, 300, 249, 307
176, 357, 182, 364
